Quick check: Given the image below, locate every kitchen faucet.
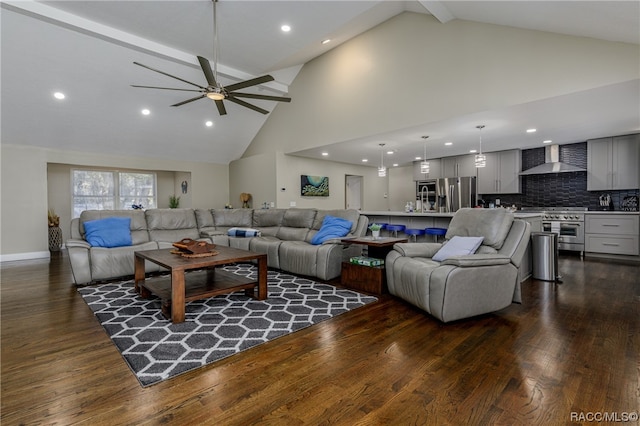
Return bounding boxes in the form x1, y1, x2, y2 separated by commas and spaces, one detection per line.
420, 185, 428, 213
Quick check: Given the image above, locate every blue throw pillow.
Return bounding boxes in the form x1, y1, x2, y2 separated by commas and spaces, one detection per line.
84, 217, 133, 248
311, 215, 353, 245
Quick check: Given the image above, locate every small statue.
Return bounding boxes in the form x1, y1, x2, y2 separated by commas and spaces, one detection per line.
240, 193, 252, 209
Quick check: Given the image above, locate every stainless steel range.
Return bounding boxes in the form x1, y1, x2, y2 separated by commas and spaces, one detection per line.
522, 207, 586, 255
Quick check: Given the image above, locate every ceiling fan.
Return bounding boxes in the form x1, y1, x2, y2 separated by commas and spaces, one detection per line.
131, 0, 291, 115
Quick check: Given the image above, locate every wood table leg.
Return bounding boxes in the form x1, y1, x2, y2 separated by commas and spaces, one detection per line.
256, 255, 267, 300
171, 269, 186, 323
134, 254, 145, 294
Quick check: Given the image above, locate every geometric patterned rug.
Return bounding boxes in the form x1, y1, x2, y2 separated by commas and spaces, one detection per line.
78, 263, 378, 387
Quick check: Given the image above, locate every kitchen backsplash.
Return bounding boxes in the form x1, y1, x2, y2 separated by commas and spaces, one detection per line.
481, 142, 639, 210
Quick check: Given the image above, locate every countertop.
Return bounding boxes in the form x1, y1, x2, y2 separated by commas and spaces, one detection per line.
360, 210, 543, 219
582, 211, 639, 215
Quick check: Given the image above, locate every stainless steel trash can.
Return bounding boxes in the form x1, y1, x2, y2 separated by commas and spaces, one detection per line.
531, 232, 559, 282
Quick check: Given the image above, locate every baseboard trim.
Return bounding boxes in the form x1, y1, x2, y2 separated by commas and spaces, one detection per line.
0, 251, 51, 263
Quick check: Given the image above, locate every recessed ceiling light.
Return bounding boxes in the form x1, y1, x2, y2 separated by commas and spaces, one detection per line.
281, 25, 291, 32
53, 92, 65, 100
392, 163, 398, 167
362, 159, 368, 163
321, 152, 329, 156
205, 120, 214, 127
526, 128, 537, 133
415, 156, 422, 160
543, 140, 552, 144
387, 151, 394, 155
445, 142, 453, 146
321, 39, 331, 45
469, 149, 477, 153
141, 109, 150, 115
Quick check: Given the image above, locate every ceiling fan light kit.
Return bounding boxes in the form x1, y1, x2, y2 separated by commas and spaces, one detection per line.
131, 0, 291, 116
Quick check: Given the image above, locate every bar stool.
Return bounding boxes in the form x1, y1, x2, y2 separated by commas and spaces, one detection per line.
386, 224, 406, 238
425, 227, 447, 242
404, 228, 426, 242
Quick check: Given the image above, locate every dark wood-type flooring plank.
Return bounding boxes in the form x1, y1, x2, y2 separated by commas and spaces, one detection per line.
1, 251, 638, 425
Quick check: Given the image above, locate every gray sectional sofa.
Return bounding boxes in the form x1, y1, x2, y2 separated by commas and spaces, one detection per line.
67, 208, 368, 285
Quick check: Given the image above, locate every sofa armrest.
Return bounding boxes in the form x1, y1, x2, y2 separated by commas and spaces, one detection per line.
65, 238, 91, 249
393, 243, 442, 258
441, 254, 511, 267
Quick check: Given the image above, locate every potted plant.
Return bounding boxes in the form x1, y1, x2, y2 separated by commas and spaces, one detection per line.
368, 223, 382, 239
169, 195, 180, 209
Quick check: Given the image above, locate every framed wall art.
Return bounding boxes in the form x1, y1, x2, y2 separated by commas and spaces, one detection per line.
301, 175, 329, 197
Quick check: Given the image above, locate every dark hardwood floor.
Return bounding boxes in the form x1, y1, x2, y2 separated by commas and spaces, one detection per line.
1, 251, 638, 425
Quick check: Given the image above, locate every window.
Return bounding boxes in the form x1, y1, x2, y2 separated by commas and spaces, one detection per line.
72, 169, 156, 217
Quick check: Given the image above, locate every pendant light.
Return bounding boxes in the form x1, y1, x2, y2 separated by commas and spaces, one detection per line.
378, 143, 387, 177
475, 125, 486, 168
420, 136, 430, 174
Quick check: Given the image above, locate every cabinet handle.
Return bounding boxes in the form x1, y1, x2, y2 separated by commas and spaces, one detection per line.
602, 224, 620, 227
602, 243, 620, 246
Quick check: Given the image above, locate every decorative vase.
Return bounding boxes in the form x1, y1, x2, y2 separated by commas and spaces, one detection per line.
372, 230, 380, 240
48, 226, 63, 251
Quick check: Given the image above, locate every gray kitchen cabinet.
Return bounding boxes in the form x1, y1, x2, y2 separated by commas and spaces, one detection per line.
442, 154, 476, 178
587, 134, 640, 191
585, 214, 639, 256
412, 158, 442, 180
477, 149, 521, 194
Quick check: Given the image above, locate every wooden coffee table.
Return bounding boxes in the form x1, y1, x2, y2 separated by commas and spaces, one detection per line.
134, 246, 267, 323
339, 236, 408, 295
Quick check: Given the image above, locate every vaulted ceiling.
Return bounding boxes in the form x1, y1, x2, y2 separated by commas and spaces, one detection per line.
2, 1, 639, 166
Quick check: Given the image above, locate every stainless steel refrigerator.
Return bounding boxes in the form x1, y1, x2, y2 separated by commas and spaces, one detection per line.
436, 177, 477, 212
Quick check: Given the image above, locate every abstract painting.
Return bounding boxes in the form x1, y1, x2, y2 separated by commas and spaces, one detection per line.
301, 175, 329, 197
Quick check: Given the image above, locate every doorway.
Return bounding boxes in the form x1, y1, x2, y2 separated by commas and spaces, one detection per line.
345, 175, 363, 210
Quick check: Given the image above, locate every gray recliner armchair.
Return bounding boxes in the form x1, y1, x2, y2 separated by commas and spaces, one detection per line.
386, 208, 531, 323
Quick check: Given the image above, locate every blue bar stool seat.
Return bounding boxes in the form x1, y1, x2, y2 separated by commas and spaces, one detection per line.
386, 224, 406, 238
425, 227, 447, 242
404, 228, 426, 242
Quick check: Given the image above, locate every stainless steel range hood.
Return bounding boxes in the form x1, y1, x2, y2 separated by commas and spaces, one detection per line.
519, 144, 586, 175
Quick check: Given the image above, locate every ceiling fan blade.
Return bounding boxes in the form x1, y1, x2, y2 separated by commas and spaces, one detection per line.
224, 75, 275, 92
171, 95, 206, 107
215, 100, 227, 116
230, 92, 291, 103
197, 56, 218, 87
131, 85, 204, 93
226, 97, 269, 114
133, 62, 206, 90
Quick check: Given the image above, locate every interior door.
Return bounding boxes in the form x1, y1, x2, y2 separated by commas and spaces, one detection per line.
345, 175, 362, 210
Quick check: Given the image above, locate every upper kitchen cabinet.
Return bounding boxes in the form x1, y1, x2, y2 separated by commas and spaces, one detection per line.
442, 154, 476, 178
587, 134, 640, 191
412, 158, 442, 180
477, 149, 522, 194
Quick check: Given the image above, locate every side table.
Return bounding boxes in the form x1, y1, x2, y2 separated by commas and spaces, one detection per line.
340, 236, 408, 295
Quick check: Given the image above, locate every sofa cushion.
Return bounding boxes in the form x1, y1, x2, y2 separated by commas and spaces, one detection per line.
310, 215, 352, 245
84, 217, 132, 248
213, 209, 253, 228
432, 236, 484, 262
276, 209, 316, 241
252, 209, 285, 236
445, 208, 513, 250
145, 208, 200, 242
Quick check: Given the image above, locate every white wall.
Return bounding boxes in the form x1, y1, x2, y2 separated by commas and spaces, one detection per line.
244, 12, 639, 158
0, 144, 229, 260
